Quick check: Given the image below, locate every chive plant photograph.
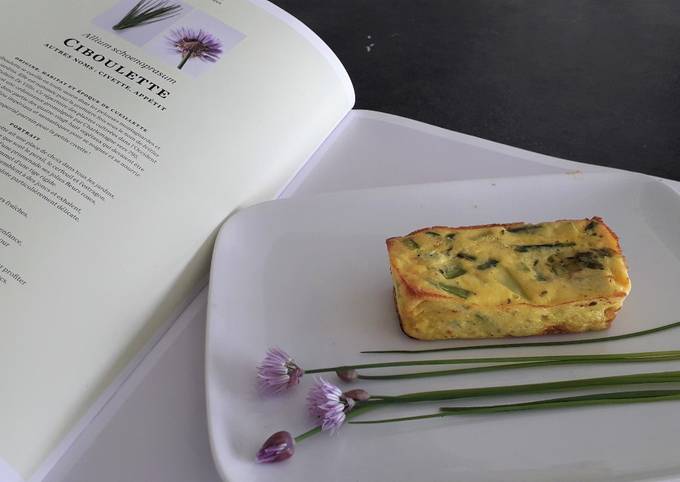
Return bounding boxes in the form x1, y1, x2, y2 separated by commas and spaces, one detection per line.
113, 0, 183, 31
144, 9, 244, 77
93, 0, 191, 46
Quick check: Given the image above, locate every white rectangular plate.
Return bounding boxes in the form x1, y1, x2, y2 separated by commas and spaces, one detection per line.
206, 172, 680, 482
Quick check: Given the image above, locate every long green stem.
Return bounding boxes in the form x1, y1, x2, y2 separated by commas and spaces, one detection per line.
360, 320, 680, 354
351, 412, 444, 424
356, 359, 608, 380
350, 390, 680, 424
367, 369, 680, 404
439, 390, 680, 413
305, 350, 680, 375
357, 361, 555, 380
293, 426, 321, 443
293, 379, 680, 446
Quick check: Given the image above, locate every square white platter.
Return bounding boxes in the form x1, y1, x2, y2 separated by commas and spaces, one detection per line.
206, 172, 680, 482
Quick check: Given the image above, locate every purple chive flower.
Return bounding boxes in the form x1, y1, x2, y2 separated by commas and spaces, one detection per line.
256, 431, 295, 464
166, 27, 223, 70
307, 378, 365, 434
257, 347, 304, 394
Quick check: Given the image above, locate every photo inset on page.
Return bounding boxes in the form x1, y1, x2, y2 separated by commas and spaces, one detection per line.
93, 0, 193, 46
144, 9, 245, 77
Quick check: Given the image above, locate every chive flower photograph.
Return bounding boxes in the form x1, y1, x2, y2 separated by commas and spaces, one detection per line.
166, 27, 223, 70
144, 10, 245, 77
93, 0, 191, 46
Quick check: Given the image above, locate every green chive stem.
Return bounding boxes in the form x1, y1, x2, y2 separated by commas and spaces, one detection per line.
438, 389, 680, 413
367, 369, 680, 404
351, 413, 444, 424
349, 390, 680, 424
354, 358, 654, 380
360, 320, 680, 354
305, 349, 680, 375
293, 426, 321, 443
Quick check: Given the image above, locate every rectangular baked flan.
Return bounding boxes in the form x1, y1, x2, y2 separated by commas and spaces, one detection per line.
386, 217, 631, 340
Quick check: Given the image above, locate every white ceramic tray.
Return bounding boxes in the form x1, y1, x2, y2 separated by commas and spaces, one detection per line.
206, 172, 680, 482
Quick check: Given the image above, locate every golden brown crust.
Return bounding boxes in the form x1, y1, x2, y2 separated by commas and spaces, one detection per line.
407, 222, 521, 237
541, 324, 570, 335
604, 306, 621, 323
395, 217, 605, 240
393, 288, 421, 340
593, 216, 622, 252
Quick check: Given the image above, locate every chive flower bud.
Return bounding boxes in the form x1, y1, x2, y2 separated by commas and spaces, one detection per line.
336, 368, 358, 382
255, 431, 295, 464
343, 389, 370, 402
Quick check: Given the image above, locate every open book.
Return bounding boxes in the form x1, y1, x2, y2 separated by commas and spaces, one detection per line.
1, 0, 350, 477
0, 0, 608, 480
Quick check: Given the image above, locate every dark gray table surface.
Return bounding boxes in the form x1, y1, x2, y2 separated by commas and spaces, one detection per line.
274, 1, 680, 180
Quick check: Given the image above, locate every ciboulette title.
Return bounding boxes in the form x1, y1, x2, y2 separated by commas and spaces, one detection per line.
62, 38, 170, 99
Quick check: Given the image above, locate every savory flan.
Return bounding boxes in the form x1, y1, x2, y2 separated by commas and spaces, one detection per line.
386, 217, 631, 340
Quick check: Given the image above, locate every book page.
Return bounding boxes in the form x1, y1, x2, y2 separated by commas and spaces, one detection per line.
0, 0, 353, 476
